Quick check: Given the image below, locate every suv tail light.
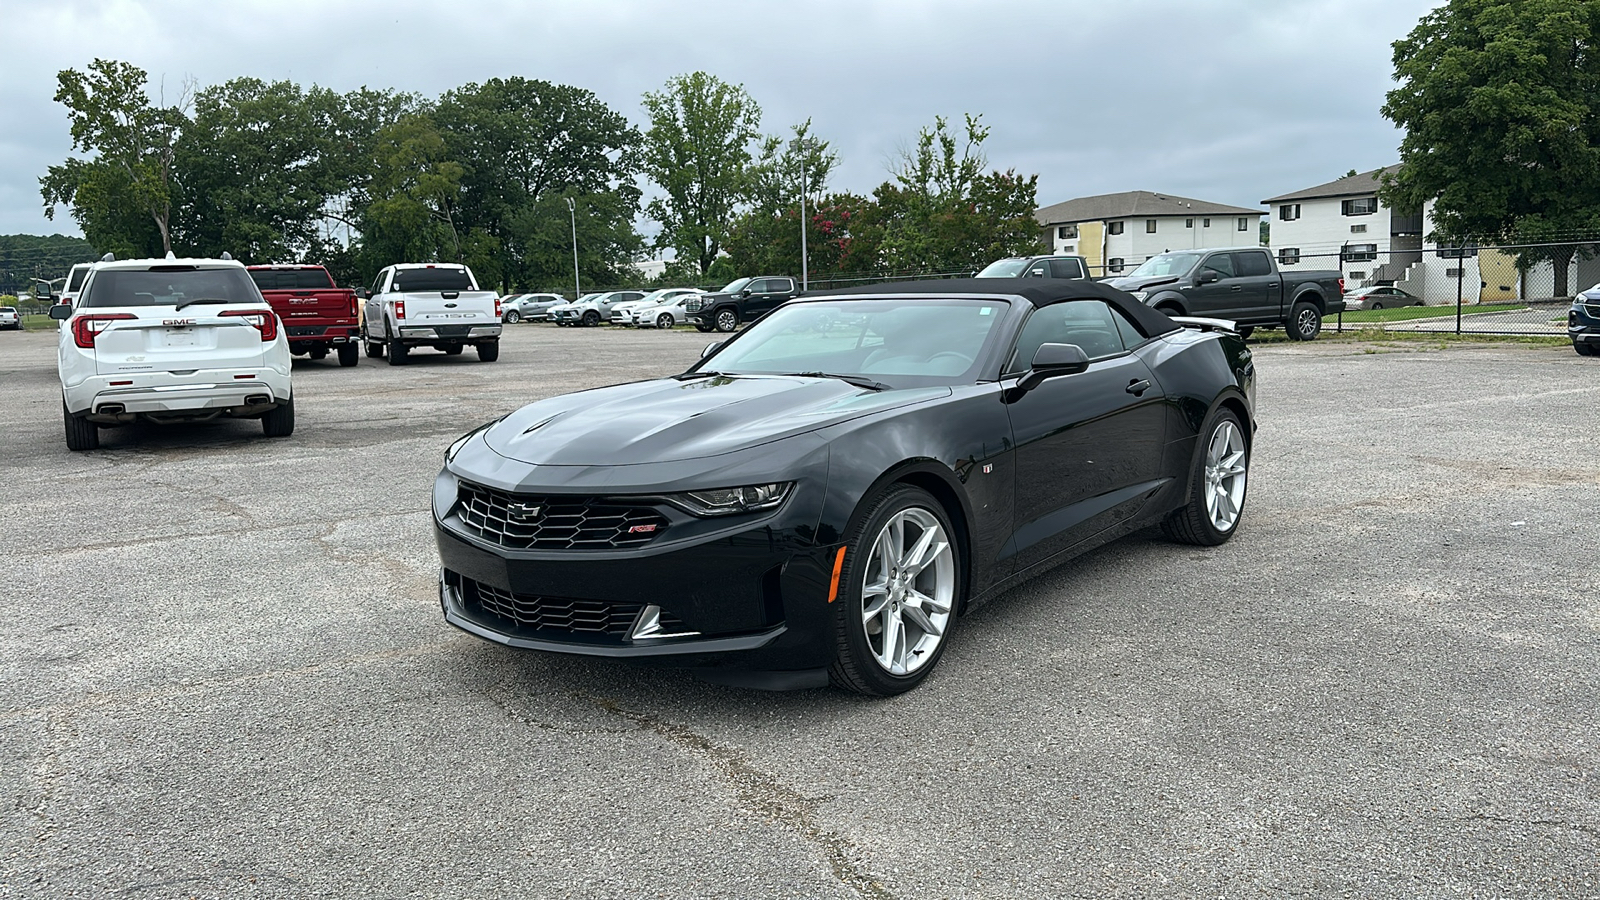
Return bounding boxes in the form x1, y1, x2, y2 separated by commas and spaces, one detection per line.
396, 300, 406, 320
71, 313, 136, 349
220, 309, 279, 342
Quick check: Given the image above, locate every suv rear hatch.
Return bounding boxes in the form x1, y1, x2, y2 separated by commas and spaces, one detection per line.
77, 265, 274, 376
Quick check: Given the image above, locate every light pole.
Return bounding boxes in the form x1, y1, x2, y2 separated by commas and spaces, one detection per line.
793, 138, 811, 291
566, 196, 581, 301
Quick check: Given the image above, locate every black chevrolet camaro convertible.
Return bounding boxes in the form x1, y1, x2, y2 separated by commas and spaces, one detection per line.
434, 279, 1255, 695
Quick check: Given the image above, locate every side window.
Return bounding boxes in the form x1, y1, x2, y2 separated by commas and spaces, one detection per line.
371, 271, 388, 296
1110, 306, 1147, 348
1006, 301, 1128, 373
1202, 254, 1236, 279
1049, 259, 1084, 279
1234, 251, 1272, 277
775, 278, 795, 293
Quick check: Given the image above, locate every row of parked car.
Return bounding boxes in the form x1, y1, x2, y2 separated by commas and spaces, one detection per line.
497, 279, 801, 334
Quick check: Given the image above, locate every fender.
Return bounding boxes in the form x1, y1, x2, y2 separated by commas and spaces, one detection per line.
1147, 290, 1189, 315
1288, 286, 1326, 311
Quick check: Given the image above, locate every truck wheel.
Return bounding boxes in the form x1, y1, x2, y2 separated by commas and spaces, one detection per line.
714, 308, 739, 333
365, 339, 384, 359
581, 310, 601, 327
337, 343, 359, 367
261, 396, 295, 438
477, 341, 500, 362
388, 341, 409, 365
1288, 301, 1322, 341
63, 401, 99, 452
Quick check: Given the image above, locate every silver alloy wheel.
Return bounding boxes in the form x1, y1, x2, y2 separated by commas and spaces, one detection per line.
657, 312, 674, 329
860, 507, 956, 676
716, 309, 738, 332
1203, 419, 1248, 532
1296, 306, 1320, 336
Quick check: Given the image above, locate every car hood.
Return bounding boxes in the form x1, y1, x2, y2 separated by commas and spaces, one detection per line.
484, 375, 951, 466
1107, 275, 1183, 292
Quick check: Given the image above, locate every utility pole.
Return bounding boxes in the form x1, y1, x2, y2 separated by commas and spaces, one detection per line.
566, 197, 581, 300
800, 163, 808, 291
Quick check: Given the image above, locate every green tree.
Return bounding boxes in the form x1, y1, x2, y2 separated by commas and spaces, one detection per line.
355, 115, 468, 270
1382, 0, 1600, 295
877, 114, 1043, 272
641, 72, 762, 274
40, 59, 189, 256
723, 121, 838, 277
433, 78, 642, 290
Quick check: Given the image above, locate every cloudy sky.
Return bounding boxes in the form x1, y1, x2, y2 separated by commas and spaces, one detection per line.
1, 0, 1440, 241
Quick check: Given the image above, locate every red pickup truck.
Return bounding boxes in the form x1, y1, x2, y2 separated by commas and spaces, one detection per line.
247, 265, 362, 366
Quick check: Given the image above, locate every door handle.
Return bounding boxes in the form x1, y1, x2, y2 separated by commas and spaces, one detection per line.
1230, 285, 1242, 292
1126, 379, 1151, 396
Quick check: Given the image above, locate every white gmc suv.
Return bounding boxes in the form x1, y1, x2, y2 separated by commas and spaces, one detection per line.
51, 256, 293, 451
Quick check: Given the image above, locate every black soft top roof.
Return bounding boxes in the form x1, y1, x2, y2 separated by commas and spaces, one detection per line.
812, 277, 1180, 338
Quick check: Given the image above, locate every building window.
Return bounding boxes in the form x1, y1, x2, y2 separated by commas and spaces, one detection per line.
1061, 244, 1075, 254
1445, 268, 1463, 278
1342, 243, 1378, 262
1185, 218, 1194, 228
1342, 197, 1378, 216
1278, 248, 1300, 264
1350, 224, 1367, 234
1238, 217, 1249, 232
1108, 257, 1125, 273
1057, 224, 1077, 240
1146, 219, 1157, 233
1349, 270, 1367, 280
1203, 218, 1211, 228
1279, 204, 1300, 221
1108, 220, 1124, 235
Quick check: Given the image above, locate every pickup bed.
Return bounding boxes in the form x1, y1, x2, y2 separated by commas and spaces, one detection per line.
362, 263, 502, 365
1109, 248, 1344, 340
247, 265, 361, 366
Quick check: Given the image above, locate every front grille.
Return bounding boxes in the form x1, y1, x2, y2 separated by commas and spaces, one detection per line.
455, 482, 667, 550
684, 297, 703, 313
461, 576, 688, 639
1584, 303, 1600, 320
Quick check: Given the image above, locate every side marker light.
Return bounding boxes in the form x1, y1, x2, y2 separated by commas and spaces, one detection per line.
827, 546, 848, 603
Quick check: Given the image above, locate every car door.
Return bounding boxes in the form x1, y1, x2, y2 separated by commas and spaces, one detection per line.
746, 279, 789, 317
1184, 252, 1238, 318
364, 269, 391, 337
1230, 250, 1278, 321
1001, 300, 1167, 574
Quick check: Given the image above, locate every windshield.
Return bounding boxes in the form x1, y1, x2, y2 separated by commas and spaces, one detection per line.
976, 259, 1029, 278
718, 277, 753, 293
700, 298, 1007, 387
1127, 252, 1203, 278
78, 266, 261, 309
393, 267, 473, 292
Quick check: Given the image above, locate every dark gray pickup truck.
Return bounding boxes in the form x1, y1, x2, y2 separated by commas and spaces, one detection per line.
1109, 248, 1344, 340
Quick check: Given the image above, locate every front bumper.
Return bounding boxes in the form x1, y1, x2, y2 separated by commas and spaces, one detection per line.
1570, 303, 1600, 343
433, 482, 839, 673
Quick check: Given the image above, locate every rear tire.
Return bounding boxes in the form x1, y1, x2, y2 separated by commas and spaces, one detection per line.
63, 401, 99, 451
262, 396, 295, 438
337, 343, 359, 367
829, 484, 963, 697
1162, 407, 1248, 546
387, 340, 409, 365
477, 341, 500, 362
1287, 301, 1322, 340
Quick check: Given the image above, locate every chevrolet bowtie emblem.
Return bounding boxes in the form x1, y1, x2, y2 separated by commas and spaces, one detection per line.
505, 503, 542, 520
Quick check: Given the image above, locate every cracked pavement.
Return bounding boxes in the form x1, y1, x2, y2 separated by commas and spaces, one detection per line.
1, 325, 1597, 898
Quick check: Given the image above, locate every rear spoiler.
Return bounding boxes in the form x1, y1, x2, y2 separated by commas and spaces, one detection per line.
1167, 316, 1240, 334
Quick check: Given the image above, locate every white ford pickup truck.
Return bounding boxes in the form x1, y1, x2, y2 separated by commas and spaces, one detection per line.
362, 263, 502, 365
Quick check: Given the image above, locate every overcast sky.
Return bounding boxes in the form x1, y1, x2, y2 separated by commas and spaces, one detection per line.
1, 0, 1439, 243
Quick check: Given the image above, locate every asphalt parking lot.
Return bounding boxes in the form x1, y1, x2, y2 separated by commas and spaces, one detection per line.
2, 324, 1597, 898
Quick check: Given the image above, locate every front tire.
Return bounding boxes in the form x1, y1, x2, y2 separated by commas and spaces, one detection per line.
1162, 407, 1248, 546
63, 401, 99, 451
829, 484, 963, 697
657, 312, 675, 329
1236, 326, 1254, 340
337, 343, 359, 367
1369, 301, 1384, 311
477, 341, 500, 362
387, 340, 409, 365
581, 310, 601, 327
261, 396, 295, 438
714, 308, 738, 333
1288, 301, 1322, 340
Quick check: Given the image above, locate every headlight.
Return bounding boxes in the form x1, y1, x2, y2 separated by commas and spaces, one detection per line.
663, 482, 793, 517
445, 418, 500, 463
1131, 291, 1149, 303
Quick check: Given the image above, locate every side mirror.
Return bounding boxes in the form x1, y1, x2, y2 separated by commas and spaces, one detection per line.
1018, 342, 1090, 392
357, 288, 370, 299
701, 341, 722, 359
741, 289, 752, 298
49, 304, 72, 321
1196, 270, 1221, 285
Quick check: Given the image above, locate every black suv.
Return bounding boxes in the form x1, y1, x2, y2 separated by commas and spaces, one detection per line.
686, 276, 801, 332
975, 255, 1090, 280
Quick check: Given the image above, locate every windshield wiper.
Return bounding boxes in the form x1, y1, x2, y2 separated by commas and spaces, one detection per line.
676, 370, 728, 381
785, 371, 891, 391
172, 297, 233, 312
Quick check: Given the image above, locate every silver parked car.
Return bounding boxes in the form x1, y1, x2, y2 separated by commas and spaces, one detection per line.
629, 288, 705, 329
1343, 286, 1424, 310
503, 293, 566, 323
